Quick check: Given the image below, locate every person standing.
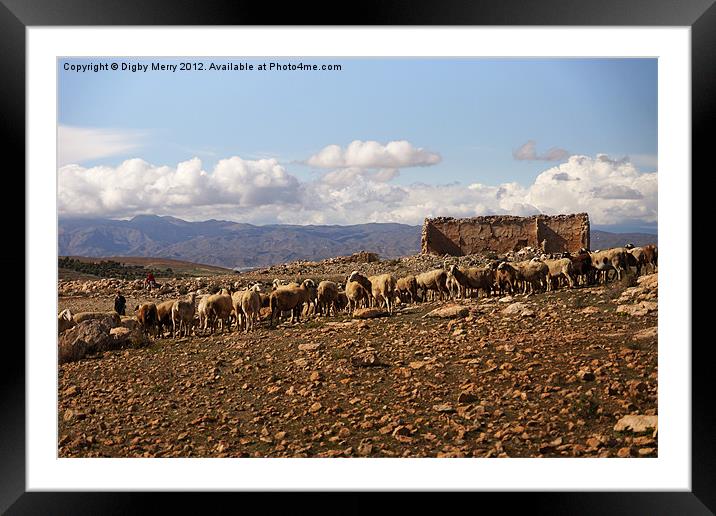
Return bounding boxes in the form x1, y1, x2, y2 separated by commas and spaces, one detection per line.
114, 290, 126, 316
145, 272, 157, 290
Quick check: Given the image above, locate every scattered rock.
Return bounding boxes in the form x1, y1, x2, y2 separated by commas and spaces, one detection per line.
502, 302, 534, 317
352, 308, 389, 319
62, 385, 80, 397
350, 351, 388, 368
424, 304, 469, 319
614, 415, 658, 433
433, 404, 455, 413
617, 301, 658, 317
578, 370, 595, 382
457, 391, 479, 404
632, 326, 657, 340
616, 447, 633, 458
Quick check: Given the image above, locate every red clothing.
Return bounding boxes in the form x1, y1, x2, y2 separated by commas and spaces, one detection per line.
146, 273, 155, 282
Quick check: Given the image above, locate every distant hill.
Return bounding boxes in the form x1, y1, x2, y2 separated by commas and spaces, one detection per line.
59, 215, 423, 269
591, 230, 657, 250
58, 215, 657, 269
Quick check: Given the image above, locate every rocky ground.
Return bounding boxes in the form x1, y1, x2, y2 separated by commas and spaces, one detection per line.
57, 269, 658, 458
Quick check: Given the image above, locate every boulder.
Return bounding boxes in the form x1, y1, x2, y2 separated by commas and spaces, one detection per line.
119, 316, 141, 331
110, 326, 149, 348
352, 308, 389, 319
71, 311, 121, 328
502, 302, 534, 317
58, 319, 113, 364
614, 415, 658, 433
58, 309, 75, 335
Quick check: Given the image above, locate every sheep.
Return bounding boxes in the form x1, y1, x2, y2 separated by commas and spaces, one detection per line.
514, 258, 549, 294
231, 289, 244, 330
468, 266, 497, 298
316, 280, 339, 316
569, 249, 593, 286
543, 257, 575, 290
396, 275, 418, 304
345, 280, 370, 316
447, 265, 494, 299
171, 292, 196, 338
269, 279, 317, 327
334, 291, 349, 313
155, 300, 177, 337
415, 269, 448, 302
272, 279, 299, 291
642, 244, 658, 273
347, 271, 373, 308
58, 308, 75, 335
233, 284, 262, 333
590, 247, 629, 283
205, 291, 233, 333
196, 294, 211, 331
626, 247, 648, 276
495, 262, 520, 295
446, 271, 463, 299
305, 280, 320, 316
136, 303, 159, 337
367, 273, 397, 314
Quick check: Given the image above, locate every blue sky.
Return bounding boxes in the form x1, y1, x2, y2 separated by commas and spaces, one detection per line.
58, 58, 657, 231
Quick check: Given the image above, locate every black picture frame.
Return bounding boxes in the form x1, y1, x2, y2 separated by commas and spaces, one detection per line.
3, 0, 706, 513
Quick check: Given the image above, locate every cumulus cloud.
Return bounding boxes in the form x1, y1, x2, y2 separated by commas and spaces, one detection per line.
58, 156, 301, 219
58, 125, 146, 166
513, 140, 569, 161
321, 167, 400, 187
307, 140, 441, 169
526, 154, 657, 224
58, 152, 656, 227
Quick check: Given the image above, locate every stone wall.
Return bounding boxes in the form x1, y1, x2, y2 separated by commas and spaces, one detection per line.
421, 213, 590, 256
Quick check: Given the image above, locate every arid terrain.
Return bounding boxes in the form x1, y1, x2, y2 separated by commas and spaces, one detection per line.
57, 253, 658, 458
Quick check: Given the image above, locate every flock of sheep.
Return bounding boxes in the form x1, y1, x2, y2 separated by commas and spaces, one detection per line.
128, 244, 657, 339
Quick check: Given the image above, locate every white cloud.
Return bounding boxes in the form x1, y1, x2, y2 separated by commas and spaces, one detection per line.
307, 140, 441, 169
513, 140, 569, 161
526, 154, 657, 224
58, 156, 301, 220
58, 152, 656, 227
321, 167, 400, 187
58, 125, 146, 166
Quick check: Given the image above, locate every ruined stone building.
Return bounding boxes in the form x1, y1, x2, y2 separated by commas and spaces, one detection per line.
421, 213, 590, 256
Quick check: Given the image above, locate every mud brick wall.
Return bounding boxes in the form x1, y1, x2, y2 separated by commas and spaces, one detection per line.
421, 213, 590, 256
536, 214, 590, 254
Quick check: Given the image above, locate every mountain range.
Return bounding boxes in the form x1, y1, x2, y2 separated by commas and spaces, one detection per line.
58, 215, 657, 269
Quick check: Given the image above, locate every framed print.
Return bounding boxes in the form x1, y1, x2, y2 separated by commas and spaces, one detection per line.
4, 0, 709, 512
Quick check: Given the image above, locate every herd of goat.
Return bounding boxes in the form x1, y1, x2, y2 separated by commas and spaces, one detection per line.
131, 244, 657, 338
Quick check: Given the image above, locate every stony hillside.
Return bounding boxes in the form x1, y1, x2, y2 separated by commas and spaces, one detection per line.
57, 256, 658, 459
